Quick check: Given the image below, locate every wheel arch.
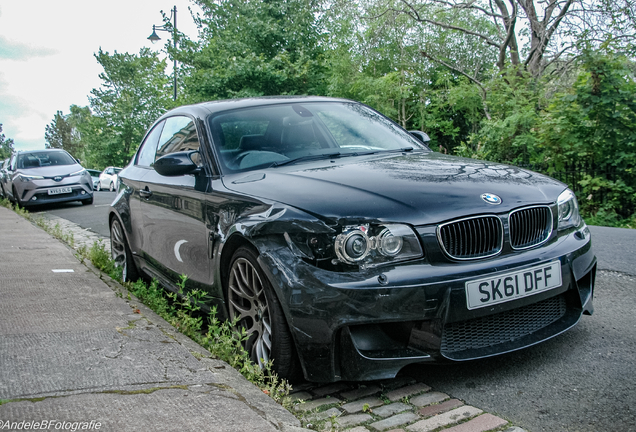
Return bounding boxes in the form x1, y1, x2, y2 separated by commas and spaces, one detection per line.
218, 233, 259, 303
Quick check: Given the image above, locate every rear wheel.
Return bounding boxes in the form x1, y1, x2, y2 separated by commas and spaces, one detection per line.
96, 182, 102, 191
226, 246, 300, 380
109, 182, 115, 192
110, 218, 139, 282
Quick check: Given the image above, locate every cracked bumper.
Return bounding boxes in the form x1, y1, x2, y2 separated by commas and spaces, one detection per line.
256, 227, 596, 382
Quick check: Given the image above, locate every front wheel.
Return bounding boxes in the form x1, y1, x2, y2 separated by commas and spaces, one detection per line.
82, 196, 94, 205
96, 182, 102, 191
12, 186, 24, 207
109, 182, 115, 192
226, 246, 300, 380
110, 218, 139, 282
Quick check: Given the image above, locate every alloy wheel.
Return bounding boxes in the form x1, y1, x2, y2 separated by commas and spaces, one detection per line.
110, 219, 128, 281
228, 257, 272, 368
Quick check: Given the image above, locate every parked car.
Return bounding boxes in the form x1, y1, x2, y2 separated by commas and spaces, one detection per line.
0, 158, 9, 198
4, 149, 93, 207
109, 96, 596, 383
97, 166, 122, 191
86, 169, 102, 190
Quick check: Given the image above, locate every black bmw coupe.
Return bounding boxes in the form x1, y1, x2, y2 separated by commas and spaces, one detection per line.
109, 96, 596, 382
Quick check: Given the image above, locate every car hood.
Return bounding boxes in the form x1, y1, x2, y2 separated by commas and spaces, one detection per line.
17, 164, 83, 178
222, 152, 566, 226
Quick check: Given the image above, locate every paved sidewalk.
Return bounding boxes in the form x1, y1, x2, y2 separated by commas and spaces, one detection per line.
0, 207, 303, 432
0, 206, 524, 432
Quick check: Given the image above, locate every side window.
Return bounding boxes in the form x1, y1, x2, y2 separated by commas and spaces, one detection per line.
137, 121, 165, 167
155, 116, 202, 166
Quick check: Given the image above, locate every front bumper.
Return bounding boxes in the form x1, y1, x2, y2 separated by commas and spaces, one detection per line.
16, 179, 93, 206
257, 225, 596, 382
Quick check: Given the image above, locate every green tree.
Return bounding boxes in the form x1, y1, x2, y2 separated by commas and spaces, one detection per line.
88, 47, 172, 168
178, 0, 327, 102
0, 124, 15, 160
45, 111, 80, 157
538, 50, 636, 218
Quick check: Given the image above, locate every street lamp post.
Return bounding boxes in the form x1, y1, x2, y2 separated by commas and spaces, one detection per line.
148, 6, 178, 101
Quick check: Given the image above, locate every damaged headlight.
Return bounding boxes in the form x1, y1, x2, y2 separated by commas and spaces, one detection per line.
285, 223, 424, 271
334, 224, 423, 268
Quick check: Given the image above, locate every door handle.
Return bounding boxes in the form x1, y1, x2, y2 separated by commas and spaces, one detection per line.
139, 187, 152, 199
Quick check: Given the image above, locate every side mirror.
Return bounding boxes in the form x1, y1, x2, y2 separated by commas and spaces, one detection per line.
408, 130, 431, 143
154, 151, 201, 177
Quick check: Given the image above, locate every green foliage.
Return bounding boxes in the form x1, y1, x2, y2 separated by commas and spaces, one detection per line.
457, 68, 543, 164
87, 48, 172, 168
179, 0, 327, 102
0, 124, 15, 160
538, 50, 636, 218
89, 240, 118, 278
45, 111, 79, 157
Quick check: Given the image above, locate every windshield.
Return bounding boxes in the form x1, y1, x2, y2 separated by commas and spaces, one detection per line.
208, 101, 427, 173
17, 151, 76, 169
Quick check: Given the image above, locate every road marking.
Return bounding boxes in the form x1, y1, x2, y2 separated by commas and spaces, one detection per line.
52, 269, 74, 273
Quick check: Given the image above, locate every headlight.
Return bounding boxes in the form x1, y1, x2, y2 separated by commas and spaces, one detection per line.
334, 224, 423, 268
18, 174, 44, 182
557, 189, 582, 231
70, 169, 87, 177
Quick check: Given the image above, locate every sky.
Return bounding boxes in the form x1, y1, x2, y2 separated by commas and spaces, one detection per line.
0, 0, 201, 151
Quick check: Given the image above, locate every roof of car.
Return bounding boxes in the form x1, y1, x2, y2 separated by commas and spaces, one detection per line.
158, 96, 354, 119
15, 148, 72, 156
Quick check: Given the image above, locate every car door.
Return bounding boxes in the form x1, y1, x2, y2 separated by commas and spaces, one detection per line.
137, 115, 211, 292
121, 120, 165, 257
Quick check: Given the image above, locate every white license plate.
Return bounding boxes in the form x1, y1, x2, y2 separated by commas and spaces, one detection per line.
47, 187, 73, 195
465, 261, 562, 310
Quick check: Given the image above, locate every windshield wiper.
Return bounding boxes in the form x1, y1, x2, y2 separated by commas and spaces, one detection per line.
270, 152, 342, 168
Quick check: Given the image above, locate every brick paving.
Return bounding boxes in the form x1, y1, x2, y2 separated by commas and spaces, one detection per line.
292, 376, 525, 432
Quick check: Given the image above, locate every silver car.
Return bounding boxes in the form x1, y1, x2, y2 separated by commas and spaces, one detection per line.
0, 158, 9, 198
4, 149, 93, 207
86, 169, 102, 190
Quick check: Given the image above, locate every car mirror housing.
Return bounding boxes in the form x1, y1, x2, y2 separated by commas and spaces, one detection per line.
154, 151, 200, 177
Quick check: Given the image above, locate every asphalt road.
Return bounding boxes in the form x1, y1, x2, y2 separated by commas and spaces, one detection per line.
28, 190, 117, 238
31, 200, 636, 432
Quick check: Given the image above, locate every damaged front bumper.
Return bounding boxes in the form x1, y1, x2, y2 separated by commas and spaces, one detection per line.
256, 225, 596, 383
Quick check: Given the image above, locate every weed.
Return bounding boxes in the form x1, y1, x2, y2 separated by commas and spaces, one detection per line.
89, 240, 118, 279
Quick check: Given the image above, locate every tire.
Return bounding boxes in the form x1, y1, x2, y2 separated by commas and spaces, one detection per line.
109, 182, 115, 192
96, 182, 102, 191
110, 218, 140, 282
12, 186, 24, 207
82, 196, 94, 205
226, 246, 301, 380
